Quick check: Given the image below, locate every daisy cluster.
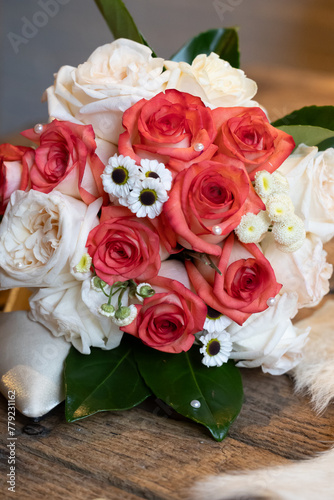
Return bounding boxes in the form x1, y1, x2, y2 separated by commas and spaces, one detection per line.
101, 155, 172, 219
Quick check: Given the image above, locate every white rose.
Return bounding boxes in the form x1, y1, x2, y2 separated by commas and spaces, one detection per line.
261, 233, 332, 309
165, 52, 258, 108
45, 39, 169, 145
227, 293, 310, 375
29, 277, 126, 354
0, 190, 101, 289
278, 144, 334, 243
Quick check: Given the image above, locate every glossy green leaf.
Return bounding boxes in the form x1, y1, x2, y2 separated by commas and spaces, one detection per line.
277, 125, 334, 149
65, 341, 151, 422
272, 105, 334, 130
170, 28, 240, 68
94, 0, 155, 55
315, 137, 334, 151
135, 344, 243, 441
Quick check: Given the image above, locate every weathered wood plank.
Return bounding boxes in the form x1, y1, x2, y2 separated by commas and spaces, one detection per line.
1, 365, 333, 499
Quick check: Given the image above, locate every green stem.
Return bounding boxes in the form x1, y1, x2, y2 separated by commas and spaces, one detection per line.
118, 286, 127, 309
99, 281, 110, 298
183, 250, 222, 276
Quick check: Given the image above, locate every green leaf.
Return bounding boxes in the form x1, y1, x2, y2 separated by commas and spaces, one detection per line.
94, 0, 155, 55
65, 341, 151, 422
315, 137, 334, 151
135, 344, 243, 441
277, 125, 334, 149
170, 28, 240, 68
272, 105, 334, 130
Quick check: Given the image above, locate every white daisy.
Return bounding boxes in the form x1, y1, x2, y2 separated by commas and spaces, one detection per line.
204, 306, 232, 333
139, 159, 173, 191
112, 305, 138, 327
101, 154, 140, 199
199, 331, 233, 367
125, 178, 169, 219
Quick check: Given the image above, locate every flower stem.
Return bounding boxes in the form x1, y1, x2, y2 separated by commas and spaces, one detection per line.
183, 250, 222, 276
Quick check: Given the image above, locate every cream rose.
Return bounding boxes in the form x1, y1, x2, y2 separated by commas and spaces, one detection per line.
0, 190, 101, 289
227, 293, 310, 375
278, 144, 334, 243
45, 39, 169, 145
165, 52, 258, 108
261, 233, 332, 309
28, 278, 125, 354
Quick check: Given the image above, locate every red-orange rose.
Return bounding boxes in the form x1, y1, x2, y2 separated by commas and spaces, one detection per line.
21, 120, 107, 204
186, 233, 282, 325
0, 143, 34, 214
118, 89, 218, 175
212, 107, 295, 180
122, 262, 207, 353
86, 205, 161, 285
156, 156, 264, 256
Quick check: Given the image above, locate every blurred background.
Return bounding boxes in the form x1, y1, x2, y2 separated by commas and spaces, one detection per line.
1, 0, 334, 141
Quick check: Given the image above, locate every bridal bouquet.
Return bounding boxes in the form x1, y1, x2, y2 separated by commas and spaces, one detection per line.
0, 0, 333, 441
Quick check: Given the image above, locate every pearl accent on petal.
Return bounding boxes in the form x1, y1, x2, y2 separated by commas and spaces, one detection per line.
190, 400, 201, 409
16, 262, 23, 269
34, 123, 44, 134
212, 225, 223, 236
267, 297, 276, 307
194, 143, 204, 152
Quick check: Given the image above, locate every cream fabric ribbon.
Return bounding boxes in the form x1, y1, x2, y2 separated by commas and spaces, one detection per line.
0, 311, 70, 418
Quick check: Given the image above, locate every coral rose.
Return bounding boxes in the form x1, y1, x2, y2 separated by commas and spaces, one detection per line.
157, 156, 264, 256
21, 120, 106, 205
213, 107, 295, 180
0, 144, 34, 214
118, 89, 218, 175
86, 205, 161, 285
122, 260, 207, 353
185, 233, 282, 325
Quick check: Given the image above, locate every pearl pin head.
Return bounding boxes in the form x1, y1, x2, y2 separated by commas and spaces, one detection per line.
267, 297, 276, 307
212, 225, 223, 236
194, 143, 204, 152
190, 400, 201, 409
34, 123, 44, 134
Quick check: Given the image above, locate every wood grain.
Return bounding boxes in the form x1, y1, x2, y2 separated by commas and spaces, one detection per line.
1, 367, 334, 500
1, 67, 334, 499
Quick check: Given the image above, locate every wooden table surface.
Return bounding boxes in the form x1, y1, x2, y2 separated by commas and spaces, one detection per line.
1, 66, 334, 500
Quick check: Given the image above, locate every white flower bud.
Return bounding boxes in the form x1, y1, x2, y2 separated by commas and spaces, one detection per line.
266, 193, 295, 222
74, 253, 92, 274
135, 282, 155, 302
98, 303, 115, 318
254, 171, 275, 200
271, 171, 290, 194
272, 215, 306, 247
276, 239, 305, 253
91, 276, 109, 292
235, 211, 270, 243
112, 304, 137, 326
